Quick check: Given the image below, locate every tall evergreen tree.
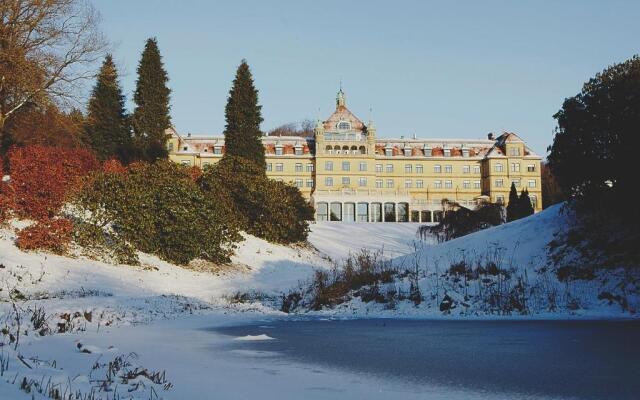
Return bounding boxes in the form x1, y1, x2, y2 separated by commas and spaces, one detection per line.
519, 189, 535, 218
85, 55, 133, 162
132, 38, 172, 161
506, 182, 520, 222
223, 60, 265, 168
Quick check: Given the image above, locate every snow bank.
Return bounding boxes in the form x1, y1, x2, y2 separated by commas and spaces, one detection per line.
308, 222, 429, 261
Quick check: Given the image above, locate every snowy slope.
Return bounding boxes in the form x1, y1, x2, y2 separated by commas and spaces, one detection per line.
308, 222, 428, 261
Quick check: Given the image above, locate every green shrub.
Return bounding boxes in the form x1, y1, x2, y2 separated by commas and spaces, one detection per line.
200, 156, 313, 244
74, 161, 241, 265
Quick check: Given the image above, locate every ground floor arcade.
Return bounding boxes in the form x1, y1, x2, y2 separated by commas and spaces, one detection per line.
314, 201, 443, 223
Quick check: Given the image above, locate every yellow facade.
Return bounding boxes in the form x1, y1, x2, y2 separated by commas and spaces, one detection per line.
168, 90, 542, 222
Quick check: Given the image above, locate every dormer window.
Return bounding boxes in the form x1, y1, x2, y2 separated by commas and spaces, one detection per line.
462, 149, 469, 157
275, 147, 283, 156
444, 148, 451, 157
183, 146, 188, 151
404, 147, 411, 156
423, 144, 431, 157
337, 121, 351, 130
294, 145, 303, 156
385, 145, 393, 157
214, 145, 222, 155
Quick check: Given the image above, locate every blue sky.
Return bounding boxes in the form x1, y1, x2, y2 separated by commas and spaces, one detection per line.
96, 0, 640, 156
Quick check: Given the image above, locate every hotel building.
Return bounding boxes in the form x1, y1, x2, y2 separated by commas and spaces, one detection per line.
168, 89, 542, 222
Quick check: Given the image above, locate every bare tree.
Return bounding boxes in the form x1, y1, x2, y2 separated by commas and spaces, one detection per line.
0, 0, 107, 139
267, 119, 315, 137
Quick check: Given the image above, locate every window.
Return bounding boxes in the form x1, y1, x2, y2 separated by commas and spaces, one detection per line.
496, 179, 504, 188
510, 147, 521, 156
473, 165, 480, 174
214, 146, 222, 155
405, 164, 412, 173
474, 181, 481, 189
181, 160, 191, 166
375, 179, 383, 188
444, 148, 451, 157
434, 165, 442, 173
416, 179, 424, 188
385, 148, 393, 157
306, 179, 314, 188
404, 147, 412, 156
494, 163, 504, 172
275, 147, 283, 156
330, 202, 341, 221
203, 148, 208, 153
294, 178, 303, 188
371, 203, 382, 222
530, 195, 538, 209
316, 202, 328, 221
306, 163, 314, 172
511, 163, 520, 172
463, 165, 470, 174
358, 177, 367, 187
375, 164, 383, 173
434, 180, 442, 188
386, 164, 393, 173
357, 203, 369, 222
386, 179, 394, 188
445, 165, 452, 173
276, 163, 283, 172
496, 195, 505, 204
342, 161, 350, 171
168, 142, 174, 152
182, 146, 188, 151
462, 149, 470, 157
445, 180, 452, 189
325, 161, 333, 171
527, 164, 535, 172
295, 147, 303, 156
512, 179, 521, 187
416, 164, 424, 173
463, 180, 470, 189
337, 121, 351, 130
528, 179, 536, 188
325, 177, 333, 186
405, 179, 412, 188
359, 162, 367, 172
266, 163, 272, 172
342, 177, 350, 186
295, 163, 303, 172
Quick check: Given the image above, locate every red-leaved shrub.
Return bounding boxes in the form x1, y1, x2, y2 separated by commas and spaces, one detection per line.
7, 146, 99, 220
102, 159, 128, 175
16, 218, 73, 254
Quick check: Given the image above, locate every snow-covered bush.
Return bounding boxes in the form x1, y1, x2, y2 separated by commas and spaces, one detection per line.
199, 156, 314, 244
15, 218, 73, 254
74, 160, 241, 265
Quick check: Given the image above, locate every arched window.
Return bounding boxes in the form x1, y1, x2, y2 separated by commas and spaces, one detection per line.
359, 146, 366, 155
342, 146, 349, 153
384, 203, 396, 222
326, 145, 333, 154
316, 202, 329, 221
337, 121, 351, 130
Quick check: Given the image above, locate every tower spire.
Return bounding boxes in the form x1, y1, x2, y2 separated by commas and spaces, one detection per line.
336, 84, 346, 108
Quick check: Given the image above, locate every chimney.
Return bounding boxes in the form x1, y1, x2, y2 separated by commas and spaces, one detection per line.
487, 132, 494, 140
187, 132, 192, 138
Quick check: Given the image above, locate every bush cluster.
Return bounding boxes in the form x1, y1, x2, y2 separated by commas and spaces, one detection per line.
75, 160, 241, 265
16, 218, 73, 254
199, 156, 314, 244
4, 146, 99, 220
420, 200, 504, 242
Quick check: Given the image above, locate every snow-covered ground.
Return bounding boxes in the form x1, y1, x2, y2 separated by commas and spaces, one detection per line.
0, 205, 638, 399
308, 221, 428, 261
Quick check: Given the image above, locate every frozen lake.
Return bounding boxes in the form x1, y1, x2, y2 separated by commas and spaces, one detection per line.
214, 319, 640, 399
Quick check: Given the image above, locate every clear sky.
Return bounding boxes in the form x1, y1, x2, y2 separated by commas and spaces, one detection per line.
95, 0, 640, 156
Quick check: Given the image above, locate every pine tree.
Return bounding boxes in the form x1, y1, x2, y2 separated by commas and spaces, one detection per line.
519, 189, 535, 218
506, 182, 520, 222
223, 60, 265, 168
85, 55, 133, 162
132, 38, 172, 161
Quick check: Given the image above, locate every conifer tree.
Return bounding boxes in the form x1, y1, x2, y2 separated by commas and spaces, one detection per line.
223, 60, 265, 168
506, 182, 520, 222
85, 55, 133, 162
519, 189, 535, 218
132, 38, 172, 161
